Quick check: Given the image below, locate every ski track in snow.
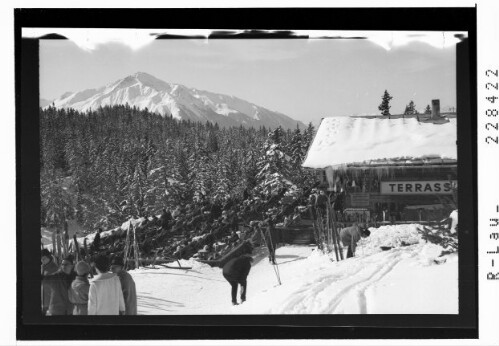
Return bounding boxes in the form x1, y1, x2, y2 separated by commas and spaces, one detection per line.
269, 247, 417, 314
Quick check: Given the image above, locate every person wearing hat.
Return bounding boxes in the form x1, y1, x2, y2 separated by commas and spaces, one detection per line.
41, 249, 58, 315
110, 257, 137, 315
339, 224, 371, 258
43, 254, 76, 315
88, 254, 125, 315
68, 261, 91, 315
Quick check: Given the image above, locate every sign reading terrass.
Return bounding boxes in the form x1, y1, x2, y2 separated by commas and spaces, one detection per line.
380, 181, 457, 195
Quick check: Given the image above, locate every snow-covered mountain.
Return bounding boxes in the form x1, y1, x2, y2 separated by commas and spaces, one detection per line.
47, 72, 305, 129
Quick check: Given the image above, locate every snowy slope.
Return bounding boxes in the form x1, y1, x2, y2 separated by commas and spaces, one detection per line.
302, 116, 457, 169
129, 224, 458, 315
48, 72, 304, 129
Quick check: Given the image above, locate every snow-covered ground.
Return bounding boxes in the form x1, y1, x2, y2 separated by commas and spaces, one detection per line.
130, 224, 458, 314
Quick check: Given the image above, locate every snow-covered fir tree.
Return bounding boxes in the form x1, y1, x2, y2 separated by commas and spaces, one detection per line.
256, 126, 294, 197
404, 100, 418, 116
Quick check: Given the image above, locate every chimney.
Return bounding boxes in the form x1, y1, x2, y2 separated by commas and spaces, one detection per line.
431, 99, 440, 119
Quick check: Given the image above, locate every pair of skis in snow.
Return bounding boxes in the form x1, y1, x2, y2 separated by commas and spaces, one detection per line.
257, 224, 281, 286
141, 249, 192, 270
310, 198, 344, 261
49, 227, 70, 265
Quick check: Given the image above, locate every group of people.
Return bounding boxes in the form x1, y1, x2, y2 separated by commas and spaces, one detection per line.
41, 249, 137, 316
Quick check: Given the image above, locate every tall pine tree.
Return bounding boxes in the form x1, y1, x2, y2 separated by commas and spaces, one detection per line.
378, 90, 393, 116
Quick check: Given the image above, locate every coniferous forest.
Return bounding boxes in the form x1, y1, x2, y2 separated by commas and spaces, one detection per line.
40, 105, 317, 237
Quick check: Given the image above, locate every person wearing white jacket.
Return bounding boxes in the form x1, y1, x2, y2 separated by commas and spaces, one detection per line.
88, 254, 125, 315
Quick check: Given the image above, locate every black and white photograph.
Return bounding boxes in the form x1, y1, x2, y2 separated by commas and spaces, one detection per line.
14, 6, 482, 343
35, 29, 462, 315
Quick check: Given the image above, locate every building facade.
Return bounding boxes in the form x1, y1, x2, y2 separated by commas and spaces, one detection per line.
313, 159, 457, 222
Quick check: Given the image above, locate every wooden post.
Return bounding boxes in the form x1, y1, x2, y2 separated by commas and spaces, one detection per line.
317, 210, 328, 254
64, 220, 69, 254
258, 225, 281, 285
52, 230, 58, 266
83, 238, 89, 259
60, 225, 68, 258
64, 228, 70, 257
56, 230, 62, 260
331, 206, 344, 261
73, 234, 80, 263
123, 222, 131, 271
326, 198, 340, 261
308, 206, 322, 251
316, 210, 323, 251
132, 224, 140, 269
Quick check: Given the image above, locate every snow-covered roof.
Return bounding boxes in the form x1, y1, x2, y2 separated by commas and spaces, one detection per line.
302, 117, 457, 169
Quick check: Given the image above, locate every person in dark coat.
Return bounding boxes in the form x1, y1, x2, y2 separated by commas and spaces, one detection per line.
68, 261, 91, 315
340, 224, 371, 258
159, 208, 173, 230
263, 220, 280, 264
43, 255, 76, 315
316, 190, 328, 214
41, 249, 58, 315
92, 228, 102, 253
222, 254, 253, 305
110, 257, 138, 315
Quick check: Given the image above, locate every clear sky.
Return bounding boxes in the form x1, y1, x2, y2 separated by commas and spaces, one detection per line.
40, 37, 456, 126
